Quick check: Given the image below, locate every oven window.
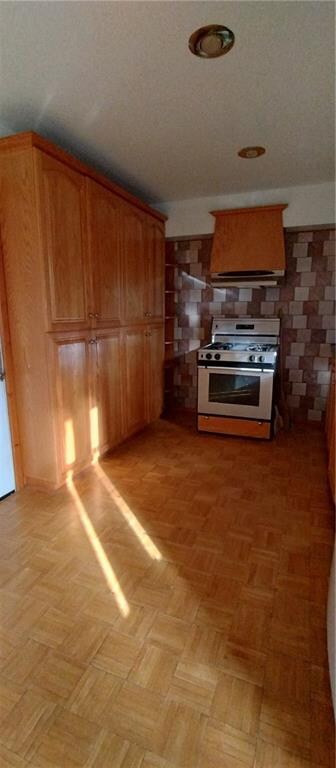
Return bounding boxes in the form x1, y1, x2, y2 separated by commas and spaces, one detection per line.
209, 372, 260, 407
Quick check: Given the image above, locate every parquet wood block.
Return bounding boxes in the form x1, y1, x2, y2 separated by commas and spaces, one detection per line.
255, 740, 311, 767
32, 707, 101, 767
264, 653, 310, 705
0, 689, 56, 760
163, 702, 206, 768
92, 629, 143, 678
67, 667, 122, 724
28, 607, 74, 649
219, 643, 266, 687
2, 639, 48, 686
211, 673, 262, 735
30, 650, 85, 703
167, 660, 219, 714
87, 730, 144, 767
0, 744, 32, 767
129, 643, 177, 695
182, 624, 227, 667
0, 676, 24, 721
201, 719, 256, 767
102, 681, 174, 753
146, 613, 190, 656
59, 617, 108, 665
229, 602, 270, 652
259, 694, 311, 759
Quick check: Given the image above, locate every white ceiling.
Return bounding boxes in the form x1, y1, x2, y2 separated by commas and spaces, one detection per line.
0, 1, 334, 203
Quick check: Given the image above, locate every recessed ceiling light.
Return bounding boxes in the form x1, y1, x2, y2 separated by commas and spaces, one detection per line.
238, 146, 266, 159
189, 25, 235, 59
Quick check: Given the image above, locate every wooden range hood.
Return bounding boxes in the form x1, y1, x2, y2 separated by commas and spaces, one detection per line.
210, 204, 288, 287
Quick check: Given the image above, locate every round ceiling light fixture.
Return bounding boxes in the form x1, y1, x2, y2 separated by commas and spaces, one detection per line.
238, 146, 266, 159
189, 24, 235, 59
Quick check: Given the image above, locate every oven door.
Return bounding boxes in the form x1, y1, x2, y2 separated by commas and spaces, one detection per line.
198, 365, 274, 421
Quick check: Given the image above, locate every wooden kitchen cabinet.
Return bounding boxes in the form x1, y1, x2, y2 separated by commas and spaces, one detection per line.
122, 327, 147, 437
94, 329, 123, 455
0, 131, 165, 489
53, 333, 92, 478
121, 204, 146, 325
86, 179, 121, 328
35, 150, 89, 330
146, 324, 164, 422
145, 217, 165, 322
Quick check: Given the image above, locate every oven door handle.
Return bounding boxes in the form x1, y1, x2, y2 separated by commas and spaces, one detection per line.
199, 366, 273, 374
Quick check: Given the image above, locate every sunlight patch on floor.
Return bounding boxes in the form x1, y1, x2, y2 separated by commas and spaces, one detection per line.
66, 472, 130, 617
94, 463, 162, 561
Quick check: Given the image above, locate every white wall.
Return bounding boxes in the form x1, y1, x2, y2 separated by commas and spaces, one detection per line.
156, 182, 335, 238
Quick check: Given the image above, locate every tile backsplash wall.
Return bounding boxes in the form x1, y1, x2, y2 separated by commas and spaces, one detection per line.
167, 227, 335, 422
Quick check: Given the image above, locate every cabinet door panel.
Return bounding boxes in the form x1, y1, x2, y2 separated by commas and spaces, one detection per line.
146, 325, 164, 422
121, 205, 145, 324
95, 331, 123, 454
35, 150, 88, 328
87, 180, 121, 327
145, 219, 164, 321
55, 337, 91, 474
123, 328, 146, 436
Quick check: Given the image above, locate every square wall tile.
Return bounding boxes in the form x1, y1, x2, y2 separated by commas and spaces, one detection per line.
291, 342, 305, 356
289, 370, 303, 383
319, 343, 332, 357
317, 371, 331, 385
260, 302, 275, 315
293, 243, 308, 258
292, 315, 307, 329
296, 329, 311, 343
292, 383, 307, 396
285, 355, 300, 370
265, 287, 280, 301
313, 358, 329, 371
289, 301, 303, 315
297, 256, 312, 272
318, 300, 334, 315
324, 286, 335, 301
300, 272, 317, 287
238, 288, 253, 301
294, 287, 309, 301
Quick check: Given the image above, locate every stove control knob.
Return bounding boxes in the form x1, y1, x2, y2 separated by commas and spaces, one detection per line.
249, 354, 256, 362
206, 353, 212, 360
214, 353, 221, 361
259, 355, 265, 363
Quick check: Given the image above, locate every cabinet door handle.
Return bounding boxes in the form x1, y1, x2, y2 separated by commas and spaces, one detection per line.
88, 338, 97, 344
94, 313, 100, 318
88, 312, 94, 318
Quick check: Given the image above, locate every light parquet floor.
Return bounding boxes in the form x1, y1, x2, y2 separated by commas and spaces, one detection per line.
0, 414, 335, 767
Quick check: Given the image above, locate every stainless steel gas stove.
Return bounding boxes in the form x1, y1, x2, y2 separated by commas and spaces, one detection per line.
197, 318, 280, 439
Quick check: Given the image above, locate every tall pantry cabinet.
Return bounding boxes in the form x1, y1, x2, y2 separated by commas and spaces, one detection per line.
0, 132, 165, 490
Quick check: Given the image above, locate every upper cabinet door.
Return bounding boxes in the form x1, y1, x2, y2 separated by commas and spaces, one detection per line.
86, 180, 121, 328
145, 218, 165, 322
34, 150, 88, 330
120, 203, 146, 325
